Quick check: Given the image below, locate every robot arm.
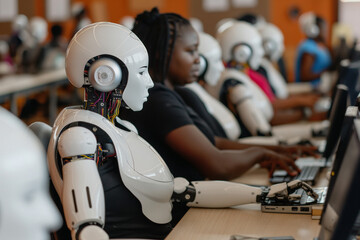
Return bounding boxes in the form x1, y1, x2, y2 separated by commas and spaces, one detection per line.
172, 178, 318, 208
229, 84, 272, 136
57, 126, 109, 240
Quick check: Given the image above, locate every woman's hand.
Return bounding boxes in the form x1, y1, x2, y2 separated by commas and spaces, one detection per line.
280, 145, 320, 158
259, 149, 301, 178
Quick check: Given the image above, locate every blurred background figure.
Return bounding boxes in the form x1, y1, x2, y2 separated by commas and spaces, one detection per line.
8, 14, 30, 64
40, 24, 67, 72
0, 40, 14, 76
71, 2, 91, 37
258, 22, 289, 99
295, 12, 332, 87
16, 16, 48, 73
0, 106, 62, 240
237, 13, 267, 30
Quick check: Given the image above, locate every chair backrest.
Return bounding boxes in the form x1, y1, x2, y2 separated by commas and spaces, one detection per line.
28, 121, 52, 150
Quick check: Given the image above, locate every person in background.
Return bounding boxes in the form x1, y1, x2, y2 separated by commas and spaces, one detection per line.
295, 12, 332, 87
71, 2, 91, 38
121, 8, 305, 185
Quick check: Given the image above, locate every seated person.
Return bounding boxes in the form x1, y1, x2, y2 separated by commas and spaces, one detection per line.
120, 8, 309, 182
295, 12, 332, 87
48, 20, 317, 240
40, 24, 67, 71
16, 16, 48, 74
0, 107, 61, 240
214, 21, 320, 128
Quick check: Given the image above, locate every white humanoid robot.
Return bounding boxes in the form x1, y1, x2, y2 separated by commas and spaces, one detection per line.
185, 31, 241, 140
258, 23, 289, 99
213, 21, 273, 136
0, 107, 62, 240
47, 22, 318, 240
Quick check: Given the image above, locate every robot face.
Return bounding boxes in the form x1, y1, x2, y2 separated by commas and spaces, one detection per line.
198, 32, 224, 86
0, 108, 61, 240
122, 52, 154, 111
259, 23, 284, 62
205, 47, 224, 86
248, 35, 264, 70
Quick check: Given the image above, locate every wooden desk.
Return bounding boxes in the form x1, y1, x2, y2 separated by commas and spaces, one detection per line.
166, 167, 329, 240
0, 69, 68, 124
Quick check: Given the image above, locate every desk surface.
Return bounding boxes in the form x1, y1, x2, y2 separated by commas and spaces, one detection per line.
0, 68, 67, 99
166, 167, 329, 240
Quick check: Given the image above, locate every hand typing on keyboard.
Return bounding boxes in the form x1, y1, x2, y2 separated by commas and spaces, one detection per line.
257, 180, 319, 204
259, 149, 301, 178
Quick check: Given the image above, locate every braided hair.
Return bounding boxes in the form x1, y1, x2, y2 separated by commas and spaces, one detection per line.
132, 7, 191, 83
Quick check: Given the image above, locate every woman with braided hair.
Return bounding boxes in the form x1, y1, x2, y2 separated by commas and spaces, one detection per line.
120, 7, 313, 209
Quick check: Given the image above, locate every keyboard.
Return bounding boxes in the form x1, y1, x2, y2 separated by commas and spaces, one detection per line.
270, 165, 321, 185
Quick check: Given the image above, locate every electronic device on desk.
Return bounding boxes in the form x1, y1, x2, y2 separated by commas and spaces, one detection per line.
315, 119, 360, 240
261, 111, 359, 215
270, 84, 349, 185
230, 235, 295, 240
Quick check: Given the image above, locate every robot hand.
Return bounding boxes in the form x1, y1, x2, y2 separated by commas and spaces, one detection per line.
77, 225, 109, 240
258, 180, 319, 203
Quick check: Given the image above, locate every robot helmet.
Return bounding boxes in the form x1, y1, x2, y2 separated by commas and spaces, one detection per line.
66, 22, 152, 111
258, 23, 284, 62
29, 17, 48, 44
11, 14, 28, 32
215, 18, 236, 36
217, 21, 264, 69
299, 12, 320, 38
198, 32, 224, 86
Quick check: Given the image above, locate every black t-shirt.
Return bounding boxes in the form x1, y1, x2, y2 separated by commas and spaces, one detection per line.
120, 83, 216, 181
174, 86, 227, 138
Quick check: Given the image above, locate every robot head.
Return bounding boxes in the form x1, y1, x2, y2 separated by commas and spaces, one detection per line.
11, 14, 28, 33
29, 17, 48, 44
198, 32, 224, 86
0, 107, 62, 240
215, 18, 236, 36
299, 12, 324, 39
258, 23, 284, 62
217, 21, 264, 70
66, 22, 153, 111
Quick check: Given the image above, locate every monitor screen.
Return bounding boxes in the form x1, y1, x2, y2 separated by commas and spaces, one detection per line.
322, 84, 349, 160
318, 119, 360, 240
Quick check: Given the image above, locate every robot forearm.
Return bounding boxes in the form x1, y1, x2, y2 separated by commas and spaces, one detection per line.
172, 178, 263, 208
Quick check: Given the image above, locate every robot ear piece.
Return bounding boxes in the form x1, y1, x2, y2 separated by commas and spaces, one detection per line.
263, 39, 276, 56
199, 54, 208, 77
232, 43, 252, 63
88, 57, 123, 92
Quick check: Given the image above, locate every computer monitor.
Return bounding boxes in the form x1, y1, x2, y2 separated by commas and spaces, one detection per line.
320, 106, 359, 222
318, 119, 360, 240
322, 84, 349, 160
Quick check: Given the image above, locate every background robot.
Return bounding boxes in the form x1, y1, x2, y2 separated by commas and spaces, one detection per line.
258, 23, 289, 99
0, 107, 62, 240
212, 21, 274, 137
47, 22, 318, 240
185, 31, 241, 140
